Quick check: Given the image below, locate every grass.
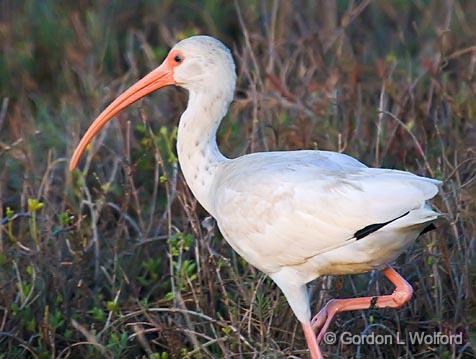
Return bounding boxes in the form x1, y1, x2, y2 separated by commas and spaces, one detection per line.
0, 0, 475, 357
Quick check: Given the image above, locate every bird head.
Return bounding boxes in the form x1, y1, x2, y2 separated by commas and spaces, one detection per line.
173, 36, 236, 92
69, 35, 236, 171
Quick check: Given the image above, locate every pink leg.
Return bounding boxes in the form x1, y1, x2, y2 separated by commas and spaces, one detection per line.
302, 322, 323, 359
311, 267, 413, 343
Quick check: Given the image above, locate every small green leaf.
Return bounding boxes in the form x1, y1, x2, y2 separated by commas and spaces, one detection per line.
164, 292, 174, 301
58, 212, 71, 226
26, 265, 33, 277
89, 307, 105, 322
10, 303, 20, 315
106, 301, 119, 313
6, 207, 14, 219
26, 318, 36, 332
28, 198, 44, 212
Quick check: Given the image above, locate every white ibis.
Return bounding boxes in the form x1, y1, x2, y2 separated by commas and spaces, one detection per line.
70, 36, 441, 358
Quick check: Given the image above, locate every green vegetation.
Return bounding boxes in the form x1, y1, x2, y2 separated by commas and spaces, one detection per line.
0, 0, 475, 357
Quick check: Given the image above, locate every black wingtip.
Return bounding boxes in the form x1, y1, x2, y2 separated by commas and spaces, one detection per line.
353, 211, 410, 240
419, 223, 436, 236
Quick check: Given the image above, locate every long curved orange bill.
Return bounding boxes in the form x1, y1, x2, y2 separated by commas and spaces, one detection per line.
69, 62, 175, 171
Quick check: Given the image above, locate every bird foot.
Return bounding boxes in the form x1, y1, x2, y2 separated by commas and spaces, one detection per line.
304, 267, 413, 356
311, 300, 340, 343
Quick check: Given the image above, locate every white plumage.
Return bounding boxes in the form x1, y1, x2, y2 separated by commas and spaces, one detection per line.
70, 35, 441, 358
212, 150, 440, 321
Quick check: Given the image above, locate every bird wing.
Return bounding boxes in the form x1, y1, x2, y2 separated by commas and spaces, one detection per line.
212, 150, 440, 272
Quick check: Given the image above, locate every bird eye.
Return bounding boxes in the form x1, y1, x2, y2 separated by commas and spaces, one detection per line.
174, 55, 183, 63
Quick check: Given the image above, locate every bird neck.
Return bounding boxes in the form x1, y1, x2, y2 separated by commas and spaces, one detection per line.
176, 89, 231, 215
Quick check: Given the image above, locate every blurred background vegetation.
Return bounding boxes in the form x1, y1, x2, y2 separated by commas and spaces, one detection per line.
0, 0, 475, 358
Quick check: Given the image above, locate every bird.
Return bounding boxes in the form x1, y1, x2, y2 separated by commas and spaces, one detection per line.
70, 35, 441, 358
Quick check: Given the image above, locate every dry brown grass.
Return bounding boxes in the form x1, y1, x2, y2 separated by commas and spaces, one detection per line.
0, 1, 475, 358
